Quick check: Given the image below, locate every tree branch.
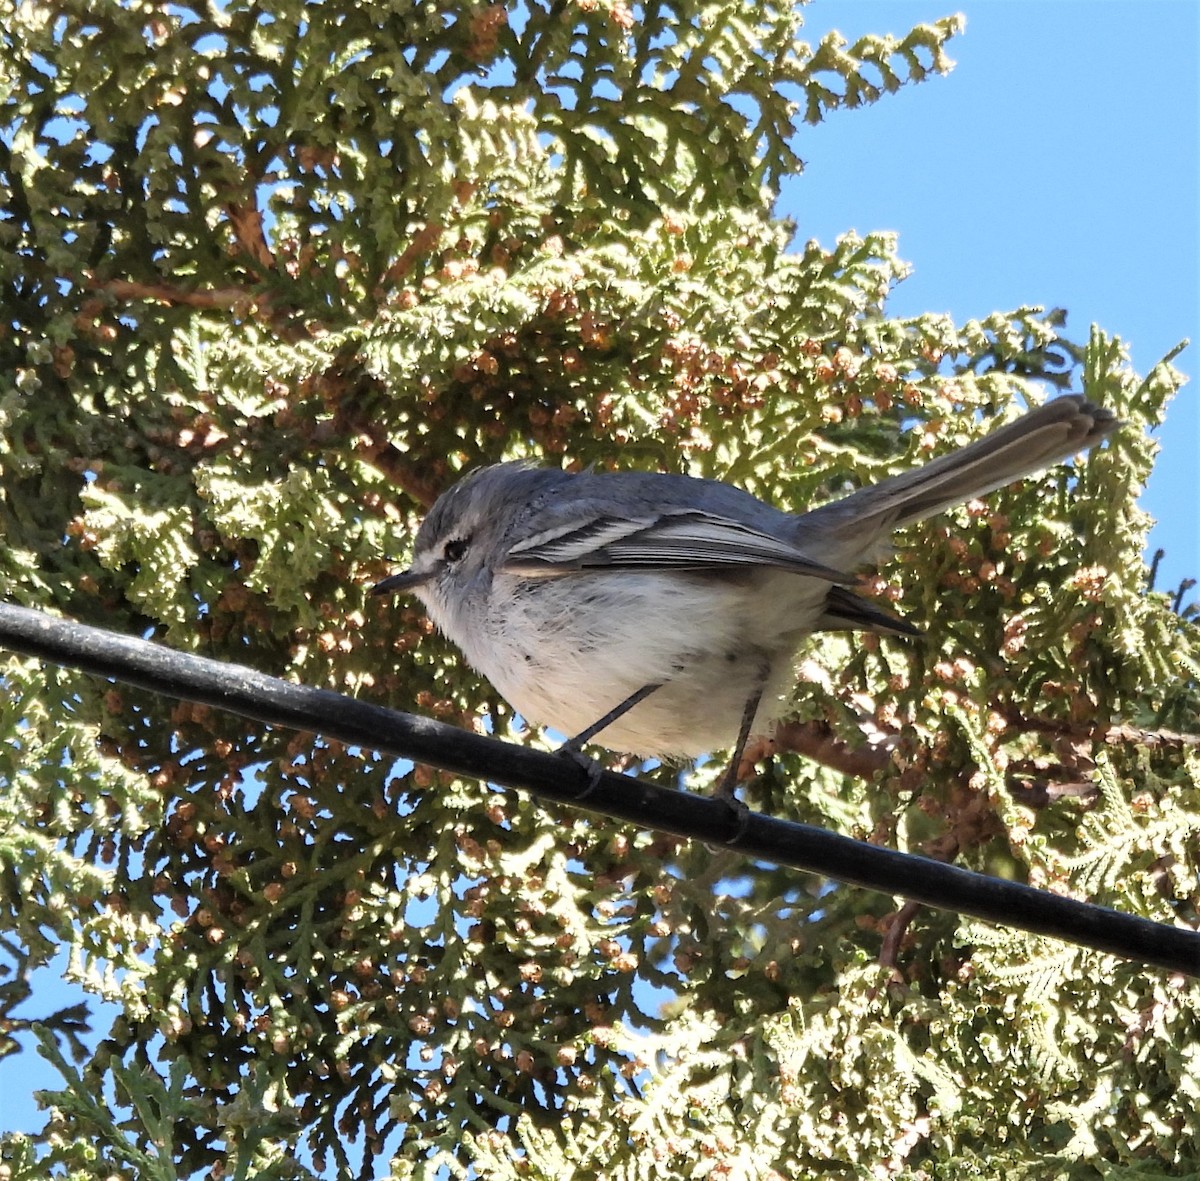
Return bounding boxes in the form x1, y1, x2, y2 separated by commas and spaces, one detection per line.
742, 718, 891, 781
0, 601, 1196, 977
90, 279, 264, 310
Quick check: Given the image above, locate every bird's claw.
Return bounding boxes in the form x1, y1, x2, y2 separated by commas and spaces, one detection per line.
718, 791, 751, 844
557, 745, 607, 801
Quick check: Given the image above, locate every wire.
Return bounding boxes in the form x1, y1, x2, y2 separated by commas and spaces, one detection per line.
0, 600, 1195, 976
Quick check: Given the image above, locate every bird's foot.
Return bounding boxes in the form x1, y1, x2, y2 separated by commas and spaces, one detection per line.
557, 744, 607, 801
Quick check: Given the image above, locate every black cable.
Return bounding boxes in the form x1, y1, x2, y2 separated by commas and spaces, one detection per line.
0, 600, 1196, 976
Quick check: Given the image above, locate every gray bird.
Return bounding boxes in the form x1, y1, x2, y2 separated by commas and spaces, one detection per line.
373, 395, 1117, 795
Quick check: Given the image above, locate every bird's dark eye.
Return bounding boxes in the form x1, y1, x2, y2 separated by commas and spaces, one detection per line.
442, 537, 469, 563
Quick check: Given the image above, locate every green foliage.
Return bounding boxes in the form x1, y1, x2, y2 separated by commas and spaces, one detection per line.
1, 1, 1197, 1179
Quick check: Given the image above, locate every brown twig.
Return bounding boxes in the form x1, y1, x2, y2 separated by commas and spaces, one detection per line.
875, 775, 1009, 970
1105, 723, 1200, 749
1007, 778, 1100, 808
362, 436, 444, 510
999, 706, 1200, 750
740, 718, 891, 782
224, 201, 276, 271
92, 279, 264, 310
334, 392, 445, 509
879, 899, 924, 969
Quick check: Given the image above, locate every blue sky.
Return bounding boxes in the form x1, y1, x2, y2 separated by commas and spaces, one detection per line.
786, 0, 1198, 597
2, 0, 1197, 1142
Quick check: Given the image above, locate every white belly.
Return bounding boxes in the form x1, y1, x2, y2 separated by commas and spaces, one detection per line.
428, 568, 830, 758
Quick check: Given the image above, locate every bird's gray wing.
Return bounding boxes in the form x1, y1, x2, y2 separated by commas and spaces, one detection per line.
500, 509, 853, 583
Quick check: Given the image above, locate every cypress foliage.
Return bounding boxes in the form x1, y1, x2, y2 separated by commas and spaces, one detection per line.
0, 3, 1195, 1178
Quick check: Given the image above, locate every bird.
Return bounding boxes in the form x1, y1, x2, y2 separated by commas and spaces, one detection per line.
372, 395, 1118, 796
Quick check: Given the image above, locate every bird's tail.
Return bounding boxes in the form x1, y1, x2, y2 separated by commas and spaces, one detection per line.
803, 394, 1119, 545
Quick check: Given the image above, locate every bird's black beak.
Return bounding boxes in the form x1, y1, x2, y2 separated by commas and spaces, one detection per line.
371, 568, 432, 596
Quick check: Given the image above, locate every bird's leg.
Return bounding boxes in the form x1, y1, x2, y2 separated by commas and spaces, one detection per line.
563, 681, 664, 751
558, 681, 664, 795
713, 689, 762, 802
714, 661, 769, 802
